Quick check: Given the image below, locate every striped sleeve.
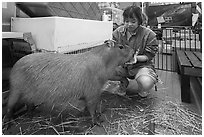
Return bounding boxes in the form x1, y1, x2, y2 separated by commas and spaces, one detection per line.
143, 31, 158, 60
112, 26, 125, 44
112, 28, 120, 42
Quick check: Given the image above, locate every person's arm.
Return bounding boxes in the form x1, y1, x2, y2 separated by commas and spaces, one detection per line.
142, 31, 158, 61
126, 30, 158, 65
112, 27, 120, 42
130, 31, 158, 64
125, 51, 149, 64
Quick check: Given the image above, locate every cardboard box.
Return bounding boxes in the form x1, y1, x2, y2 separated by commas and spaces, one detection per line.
11, 17, 113, 53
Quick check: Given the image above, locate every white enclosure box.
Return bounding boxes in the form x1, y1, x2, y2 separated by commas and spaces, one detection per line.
11, 17, 113, 53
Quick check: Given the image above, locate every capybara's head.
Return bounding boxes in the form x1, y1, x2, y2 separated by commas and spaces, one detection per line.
104, 40, 134, 66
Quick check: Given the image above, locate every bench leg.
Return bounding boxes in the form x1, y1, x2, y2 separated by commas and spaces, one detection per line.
181, 75, 191, 103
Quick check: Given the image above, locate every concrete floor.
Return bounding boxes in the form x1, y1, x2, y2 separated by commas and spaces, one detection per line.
155, 69, 202, 115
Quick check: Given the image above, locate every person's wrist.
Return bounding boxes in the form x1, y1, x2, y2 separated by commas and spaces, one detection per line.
136, 55, 148, 62
144, 55, 148, 61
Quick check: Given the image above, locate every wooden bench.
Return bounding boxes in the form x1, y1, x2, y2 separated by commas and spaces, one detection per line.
176, 50, 202, 103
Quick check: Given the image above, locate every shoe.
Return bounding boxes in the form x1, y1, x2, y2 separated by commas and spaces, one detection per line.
138, 90, 150, 98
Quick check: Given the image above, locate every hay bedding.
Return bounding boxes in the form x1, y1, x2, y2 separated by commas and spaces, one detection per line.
2, 89, 202, 135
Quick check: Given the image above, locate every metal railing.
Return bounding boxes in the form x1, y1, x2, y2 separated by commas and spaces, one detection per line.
8, 26, 201, 73
152, 26, 202, 72
65, 26, 202, 72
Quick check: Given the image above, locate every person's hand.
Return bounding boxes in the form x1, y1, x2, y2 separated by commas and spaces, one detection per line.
125, 54, 137, 65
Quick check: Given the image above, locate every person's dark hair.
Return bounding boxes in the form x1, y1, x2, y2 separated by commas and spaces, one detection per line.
113, 23, 119, 31
123, 6, 143, 25
113, 22, 118, 27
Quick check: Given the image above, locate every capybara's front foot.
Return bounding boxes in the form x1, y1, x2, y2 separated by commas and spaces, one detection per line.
91, 113, 103, 127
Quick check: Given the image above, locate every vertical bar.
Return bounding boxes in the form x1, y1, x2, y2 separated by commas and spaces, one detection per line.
166, 29, 168, 71
179, 29, 181, 50
200, 29, 202, 52
159, 28, 162, 70
157, 37, 160, 70
170, 28, 172, 71
194, 31, 197, 51
161, 29, 164, 70
199, 28, 202, 52
184, 28, 186, 50
161, 28, 163, 70
189, 28, 191, 51
174, 27, 177, 72
174, 27, 177, 50
196, 30, 198, 51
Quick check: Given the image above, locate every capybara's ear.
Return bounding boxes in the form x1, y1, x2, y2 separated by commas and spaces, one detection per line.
104, 39, 115, 47
104, 40, 109, 44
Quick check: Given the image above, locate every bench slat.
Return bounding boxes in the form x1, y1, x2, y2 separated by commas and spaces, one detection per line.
176, 50, 202, 104
185, 51, 202, 68
194, 52, 202, 61
177, 50, 192, 67
185, 67, 202, 77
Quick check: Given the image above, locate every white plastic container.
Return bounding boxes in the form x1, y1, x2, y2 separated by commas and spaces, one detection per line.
11, 17, 113, 53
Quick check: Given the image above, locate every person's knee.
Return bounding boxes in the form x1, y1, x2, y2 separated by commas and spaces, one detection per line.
137, 75, 155, 91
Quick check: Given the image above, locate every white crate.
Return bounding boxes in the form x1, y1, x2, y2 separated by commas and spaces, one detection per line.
11, 17, 113, 53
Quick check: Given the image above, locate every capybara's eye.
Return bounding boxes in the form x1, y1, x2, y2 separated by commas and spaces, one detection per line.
119, 45, 124, 49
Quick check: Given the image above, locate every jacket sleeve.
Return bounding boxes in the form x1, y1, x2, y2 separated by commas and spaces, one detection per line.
143, 31, 158, 61
112, 29, 120, 42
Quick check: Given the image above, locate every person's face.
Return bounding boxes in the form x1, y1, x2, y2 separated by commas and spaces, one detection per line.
124, 18, 139, 32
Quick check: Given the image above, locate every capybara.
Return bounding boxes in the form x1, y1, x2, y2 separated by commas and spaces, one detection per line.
6, 40, 134, 125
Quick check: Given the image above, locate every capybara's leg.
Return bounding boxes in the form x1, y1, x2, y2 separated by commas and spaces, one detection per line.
4, 90, 21, 129
26, 103, 36, 118
6, 91, 21, 119
86, 95, 101, 126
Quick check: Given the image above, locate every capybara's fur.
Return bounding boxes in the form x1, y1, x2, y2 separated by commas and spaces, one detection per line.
7, 40, 134, 124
